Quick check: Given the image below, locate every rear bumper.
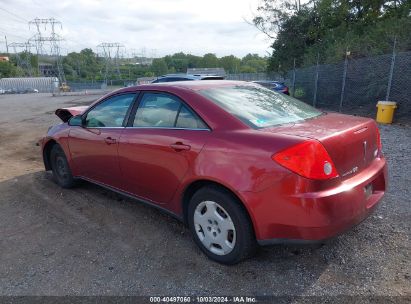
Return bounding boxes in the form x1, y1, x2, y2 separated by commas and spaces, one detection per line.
241, 157, 387, 243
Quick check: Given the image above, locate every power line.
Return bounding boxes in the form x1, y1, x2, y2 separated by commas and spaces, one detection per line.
0, 23, 29, 31
0, 30, 29, 41
0, 7, 28, 23
0, 13, 28, 25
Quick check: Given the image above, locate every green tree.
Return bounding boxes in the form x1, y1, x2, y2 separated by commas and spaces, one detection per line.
151, 58, 169, 76
241, 54, 267, 72
219, 55, 241, 73
0, 61, 17, 77
79, 48, 100, 79
164, 52, 189, 72
201, 53, 219, 68
253, 0, 411, 73
239, 65, 257, 73
186, 54, 203, 68
63, 48, 102, 80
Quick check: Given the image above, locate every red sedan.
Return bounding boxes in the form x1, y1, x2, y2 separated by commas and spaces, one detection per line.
40, 81, 387, 264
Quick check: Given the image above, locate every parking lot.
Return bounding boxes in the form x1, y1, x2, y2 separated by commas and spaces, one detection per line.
0, 92, 410, 297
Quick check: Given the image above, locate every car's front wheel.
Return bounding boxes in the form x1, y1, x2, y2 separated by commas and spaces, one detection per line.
188, 186, 256, 264
50, 144, 76, 188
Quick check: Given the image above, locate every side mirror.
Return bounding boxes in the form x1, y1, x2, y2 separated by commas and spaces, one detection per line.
68, 114, 84, 127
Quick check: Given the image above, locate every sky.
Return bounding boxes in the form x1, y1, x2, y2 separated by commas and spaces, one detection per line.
0, 0, 272, 58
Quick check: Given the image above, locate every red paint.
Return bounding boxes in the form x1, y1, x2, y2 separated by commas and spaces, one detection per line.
69, 127, 125, 188
118, 128, 211, 204
42, 81, 387, 243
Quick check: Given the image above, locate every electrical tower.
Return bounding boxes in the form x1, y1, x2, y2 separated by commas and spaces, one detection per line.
29, 18, 66, 83
8, 42, 35, 76
97, 42, 125, 83
150, 49, 157, 59
139, 47, 147, 65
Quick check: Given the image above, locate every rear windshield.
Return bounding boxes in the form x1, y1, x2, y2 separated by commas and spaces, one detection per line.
200, 85, 322, 128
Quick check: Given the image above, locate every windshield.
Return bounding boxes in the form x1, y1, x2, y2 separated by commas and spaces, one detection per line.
200, 85, 322, 128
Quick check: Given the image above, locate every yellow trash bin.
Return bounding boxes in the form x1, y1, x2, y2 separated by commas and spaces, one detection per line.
376, 101, 397, 124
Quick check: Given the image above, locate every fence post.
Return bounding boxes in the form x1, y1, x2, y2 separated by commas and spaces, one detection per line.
339, 49, 349, 112
292, 58, 296, 97
386, 37, 397, 101
313, 52, 320, 107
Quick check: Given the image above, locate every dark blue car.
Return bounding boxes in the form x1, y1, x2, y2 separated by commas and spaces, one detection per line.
253, 81, 290, 95
152, 74, 224, 83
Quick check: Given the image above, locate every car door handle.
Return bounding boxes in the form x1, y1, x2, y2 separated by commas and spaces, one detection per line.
170, 142, 191, 151
104, 137, 117, 145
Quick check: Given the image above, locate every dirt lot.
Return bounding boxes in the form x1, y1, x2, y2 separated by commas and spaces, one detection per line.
0, 93, 410, 298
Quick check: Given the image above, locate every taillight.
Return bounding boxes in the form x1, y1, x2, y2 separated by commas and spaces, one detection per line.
272, 140, 339, 180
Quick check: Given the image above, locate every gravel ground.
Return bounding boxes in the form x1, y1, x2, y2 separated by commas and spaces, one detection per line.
0, 93, 410, 298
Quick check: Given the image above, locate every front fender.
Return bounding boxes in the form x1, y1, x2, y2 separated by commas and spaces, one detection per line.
40, 125, 73, 172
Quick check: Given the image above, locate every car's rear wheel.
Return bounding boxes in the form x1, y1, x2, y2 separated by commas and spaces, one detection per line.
187, 186, 256, 264
50, 144, 75, 188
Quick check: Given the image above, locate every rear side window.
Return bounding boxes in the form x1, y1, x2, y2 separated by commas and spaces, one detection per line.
134, 93, 180, 127
85, 94, 135, 128
133, 93, 207, 129
176, 105, 207, 129
200, 85, 321, 128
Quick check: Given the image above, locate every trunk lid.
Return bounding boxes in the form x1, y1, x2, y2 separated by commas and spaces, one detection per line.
264, 113, 379, 179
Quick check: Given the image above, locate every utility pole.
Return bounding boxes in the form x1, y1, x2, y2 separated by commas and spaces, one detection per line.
5, 36, 9, 53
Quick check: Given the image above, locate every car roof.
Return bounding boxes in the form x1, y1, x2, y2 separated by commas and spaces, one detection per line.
106, 81, 257, 105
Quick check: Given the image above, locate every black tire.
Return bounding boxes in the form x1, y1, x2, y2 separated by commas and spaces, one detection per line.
50, 144, 76, 188
187, 185, 257, 264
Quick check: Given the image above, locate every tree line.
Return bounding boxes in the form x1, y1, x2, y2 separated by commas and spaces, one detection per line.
0, 50, 267, 81
253, 0, 411, 73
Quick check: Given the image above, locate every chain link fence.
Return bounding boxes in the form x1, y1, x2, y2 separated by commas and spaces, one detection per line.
228, 49, 410, 123
50, 79, 136, 96
226, 73, 281, 82
285, 50, 410, 122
